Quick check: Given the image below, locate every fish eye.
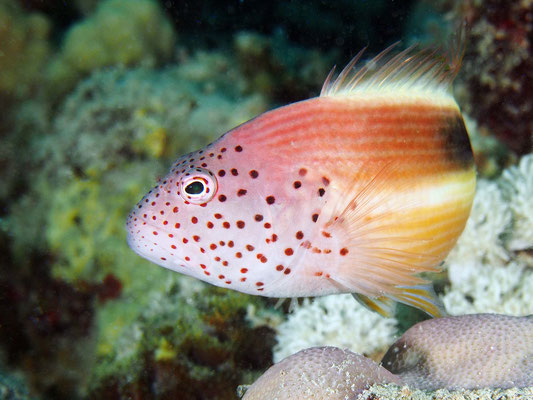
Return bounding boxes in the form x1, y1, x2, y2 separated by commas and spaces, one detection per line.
179, 168, 218, 204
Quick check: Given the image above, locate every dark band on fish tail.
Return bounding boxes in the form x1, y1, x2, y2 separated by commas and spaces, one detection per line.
440, 114, 474, 169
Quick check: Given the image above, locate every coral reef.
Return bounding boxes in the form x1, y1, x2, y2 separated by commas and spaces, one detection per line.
46, 0, 176, 97
361, 384, 533, 400
442, 155, 533, 316
433, 0, 533, 154
273, 294, 397, 363
242, 346, 402, 400
91, 280, 276, 399
0, 1, 51, 100
4, 45, 272, 397
382, 314, 533, 390
245, 314, 533, 399
8, 53, 268, 288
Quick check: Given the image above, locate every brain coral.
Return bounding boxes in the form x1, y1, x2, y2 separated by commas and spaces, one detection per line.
381, 314, 533, 390
242, 346, 402, 400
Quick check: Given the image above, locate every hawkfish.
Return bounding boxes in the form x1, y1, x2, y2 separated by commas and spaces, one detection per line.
126, 39, 476, 317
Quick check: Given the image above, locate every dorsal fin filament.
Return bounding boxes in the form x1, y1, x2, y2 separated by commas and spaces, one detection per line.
320, 25, 466, 98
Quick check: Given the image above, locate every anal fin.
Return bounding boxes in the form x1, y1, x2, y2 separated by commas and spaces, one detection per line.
352, 293, 396, 318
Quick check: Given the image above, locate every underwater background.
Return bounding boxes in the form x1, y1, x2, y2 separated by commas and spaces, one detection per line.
0, 0, 531, 399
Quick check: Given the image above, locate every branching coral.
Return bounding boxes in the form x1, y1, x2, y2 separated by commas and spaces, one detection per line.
442, 155, 533, 316
273, 294, 397, 363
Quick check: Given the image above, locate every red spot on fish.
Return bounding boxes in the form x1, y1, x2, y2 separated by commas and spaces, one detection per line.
174, 222, 180, 229
218, 194, 227, 202
191, 217, 198, 224
231, 168, 238, 176
293, 181, 302, 189
254, 214, 263, 222
340, 247, 349, 256
246, 245, 255, 251
256, 282, 264, 287
264, 222, 271, 229
218, 170, 226, 177
237, 189, 247, 196
276, 265, 284, 271
241, 268, 248, 273
223, 222, 230, 229
207, 221, 214, 229
312, 213, 319, 222
285, 248, 294, 256
214, 213, 222, 219
249, 170, 258, 179
210, 243, 217, 250
193, 235, 200, 242
235, 145, 243, 152
237, 220, 245, 229
266, 196, 275, 204
284, 268, 291, 275
236, 252, 242, 258
299, 168, 307, 176
228, 241, 234, 248
296, 231, 304, 240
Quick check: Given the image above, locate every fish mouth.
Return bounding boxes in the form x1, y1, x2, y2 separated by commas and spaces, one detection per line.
125, 209, 187, 269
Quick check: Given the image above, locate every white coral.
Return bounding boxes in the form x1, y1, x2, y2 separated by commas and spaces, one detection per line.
500, 154, 533, 251
446, 180, 511, 268
442, 261, 533, 316
442, 154, 533, 316
273, 294, 397, 363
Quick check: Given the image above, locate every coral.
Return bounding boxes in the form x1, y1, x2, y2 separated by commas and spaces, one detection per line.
4, 46, 272, 398
361, 384, 533, 400
441, 156, 533, 316
500, 154, 533, 250
273, 294, 397, 363
246, 315, 532, 399
91, 280, 276, 399
0, 1, 51, 100
381, 314, 533, 390
446, 180, 511, 267
242, 346, 402, 400
46, 0, 176, 97
434, 0, 533, 154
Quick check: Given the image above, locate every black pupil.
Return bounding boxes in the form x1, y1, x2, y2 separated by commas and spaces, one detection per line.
185, 181, 205, 195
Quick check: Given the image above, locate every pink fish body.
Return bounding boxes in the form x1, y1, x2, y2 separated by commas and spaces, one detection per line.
127, 44, 476, 317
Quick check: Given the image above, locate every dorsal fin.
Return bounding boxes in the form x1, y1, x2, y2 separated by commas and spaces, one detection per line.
320, 24, 466, 98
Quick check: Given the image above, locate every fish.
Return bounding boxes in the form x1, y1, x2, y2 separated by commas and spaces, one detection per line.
126, 39, 476, 317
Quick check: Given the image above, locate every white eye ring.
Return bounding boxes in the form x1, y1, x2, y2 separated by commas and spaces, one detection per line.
178, 168, 218, 205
